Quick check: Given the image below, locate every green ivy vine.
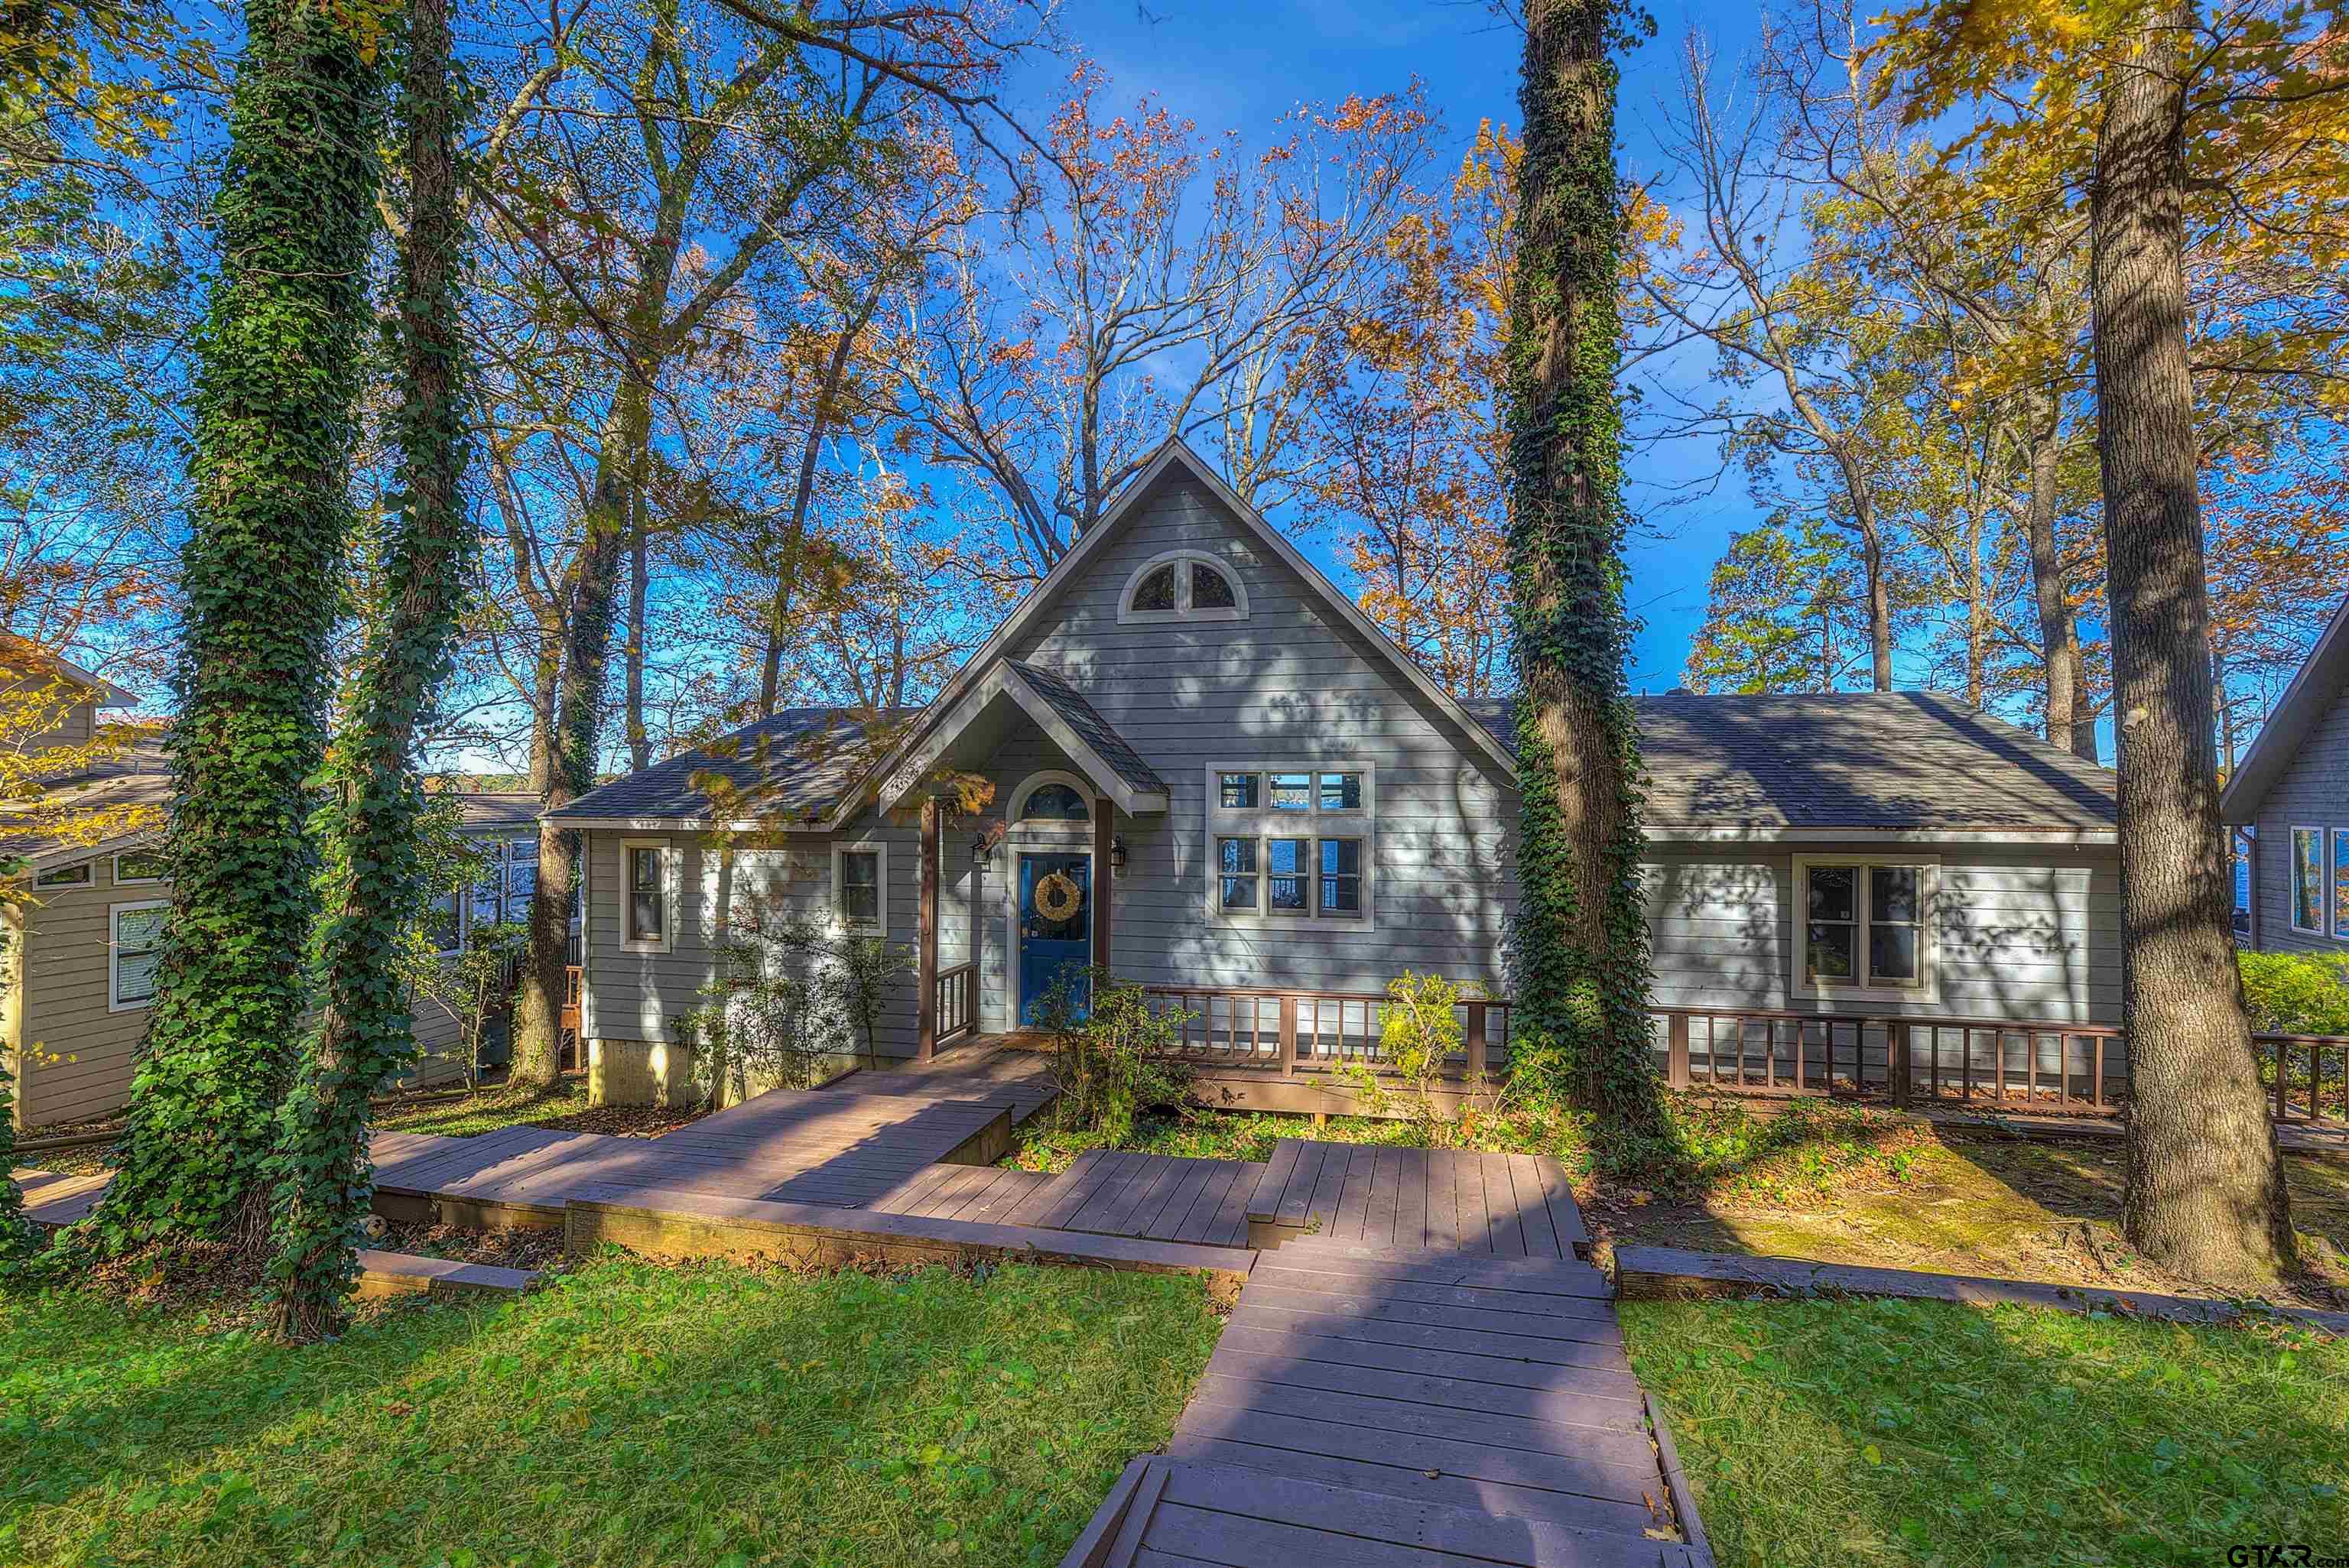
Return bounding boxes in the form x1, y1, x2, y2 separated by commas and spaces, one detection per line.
92, 0, 388, 1251
267, 0, 474, 1341
1504, 0, 1669, 1141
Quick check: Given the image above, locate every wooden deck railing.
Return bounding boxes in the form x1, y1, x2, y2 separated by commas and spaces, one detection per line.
1139, 985, 1513, 1079
935, 962, 976, 1046
1650, 1005, 2347, 1125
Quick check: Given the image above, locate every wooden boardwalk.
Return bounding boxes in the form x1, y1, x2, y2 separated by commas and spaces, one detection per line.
1246, 1138, 1590, 1259
1061, 1157, 1711, 1567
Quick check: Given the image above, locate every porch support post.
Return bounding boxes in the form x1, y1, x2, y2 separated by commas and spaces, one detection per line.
917, 795, 939, 1060
1093, 797, 1113, 978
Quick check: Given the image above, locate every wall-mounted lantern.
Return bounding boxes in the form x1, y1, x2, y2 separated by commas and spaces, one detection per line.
1110, 835, 1128, 873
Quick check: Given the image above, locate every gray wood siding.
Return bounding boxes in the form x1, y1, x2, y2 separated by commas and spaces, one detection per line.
1642, 842, 2121, 1023
2250, 677, 2349, 953
14, 855, 165, 1127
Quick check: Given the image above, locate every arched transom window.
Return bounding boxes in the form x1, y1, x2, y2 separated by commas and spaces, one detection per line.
1015, 778, 1090, 822
1116, 550, 1249, 624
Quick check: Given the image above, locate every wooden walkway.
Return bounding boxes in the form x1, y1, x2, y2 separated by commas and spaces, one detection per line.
1246, 1138, 1590, 1259
1062, 1157, 1711, 1567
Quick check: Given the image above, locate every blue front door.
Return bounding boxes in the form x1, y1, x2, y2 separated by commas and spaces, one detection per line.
1018, 852, 1092, 1024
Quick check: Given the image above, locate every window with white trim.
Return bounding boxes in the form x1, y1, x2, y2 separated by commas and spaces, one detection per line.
2334, 829, 2349, 941
1207, 764, 1373, 926
114, 847, 167, 885
110, 900, 167, 1011
1792, 856, 1938, 1000
2291, 826, 2324, 934
1117, 550, 1249, 625
832, 842, 889, 936
622, 839, 674, 951
34, 862, 89, 888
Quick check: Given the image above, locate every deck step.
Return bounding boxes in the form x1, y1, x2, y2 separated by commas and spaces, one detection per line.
1061, 1456, 1702, 1567
353, 1248, 538, 1300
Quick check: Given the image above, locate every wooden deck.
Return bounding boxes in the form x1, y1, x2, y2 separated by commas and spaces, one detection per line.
1244, 1138, 1590, 1259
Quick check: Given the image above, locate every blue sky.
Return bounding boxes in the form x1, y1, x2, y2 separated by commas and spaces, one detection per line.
1015, 0, 1772, 692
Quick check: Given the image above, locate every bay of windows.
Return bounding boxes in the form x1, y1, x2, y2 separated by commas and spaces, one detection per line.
1210, 765, 1372, 924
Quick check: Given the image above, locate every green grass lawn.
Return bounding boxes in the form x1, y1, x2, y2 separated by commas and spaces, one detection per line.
1622, 1297, 2349, 1568
0, 1255, 1221, 1567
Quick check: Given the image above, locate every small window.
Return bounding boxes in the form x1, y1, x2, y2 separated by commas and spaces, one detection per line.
1190, 561, 1236, 609
1318, 771, 1363, 811
1018, 782, 1090, 822
1130, 563, 1179, 612
1266, 838, 1311, 914
115, 848, 167, 884
1319, 838, 1363, 916
2291, 827, 2323, 933
838, 849, 881, 930
34, 863, 89, 888
508, 839, 538, 909
2334, 829, 2349, 940
1218, 772, 1260, 810
1268, 771, 1313, 811
1217, 836, 1260, 911
1797, 858, 1934, 995
427, 888, 461, 956
1118, 551, 1249, 622
627, 845, 666, 946
110, 901, 167, 1011
469, 843, 505, 930
2232, 827, 2253, 937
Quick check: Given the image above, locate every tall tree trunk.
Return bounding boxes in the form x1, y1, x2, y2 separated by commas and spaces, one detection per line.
267, 0, 474, 1339
625, 483, 650, 771
93, 0, 385, 1251
1507, 0, 1662, 1135
758, 319, 863, 717
2023, 391, 2097, 760
2091, 3, 2293, 1287
1856, 506, 1892, 691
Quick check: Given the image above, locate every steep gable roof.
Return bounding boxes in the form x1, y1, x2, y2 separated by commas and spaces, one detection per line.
2221, 590, 2349, 823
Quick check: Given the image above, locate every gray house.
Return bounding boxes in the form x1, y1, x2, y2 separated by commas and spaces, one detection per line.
552, 440, 2124, 1106
2224, 590, 2349, 954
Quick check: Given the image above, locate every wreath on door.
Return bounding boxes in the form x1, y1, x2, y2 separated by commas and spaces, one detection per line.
1033, 870, 1084, 923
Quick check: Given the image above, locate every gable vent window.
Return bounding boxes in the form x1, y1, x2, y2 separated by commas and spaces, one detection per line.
1118, 550, 1249, 625
1207, 763, 1374, 928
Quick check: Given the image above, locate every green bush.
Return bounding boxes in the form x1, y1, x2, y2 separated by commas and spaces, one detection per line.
2239, 950, 2349, 1036
1034, 967, 1193, 1149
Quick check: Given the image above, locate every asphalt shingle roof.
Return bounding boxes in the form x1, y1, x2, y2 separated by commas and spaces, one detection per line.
1006, 661, 1168, 797
547, 707, 920, 824
1460, 691, 2117, 833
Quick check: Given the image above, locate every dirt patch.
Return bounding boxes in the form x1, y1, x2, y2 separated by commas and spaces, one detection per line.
374, 1220, 569, 1274
515, 1102, 700, 1139
1594, 1125, 2349, 1310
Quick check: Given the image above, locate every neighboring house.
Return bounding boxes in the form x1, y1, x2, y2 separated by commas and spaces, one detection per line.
2223, 590, 2349, 954
552, 439, 2124, 1108
2, 691, 547, 1128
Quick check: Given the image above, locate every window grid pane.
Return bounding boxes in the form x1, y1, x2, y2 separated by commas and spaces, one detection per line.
1218, 772, 1259, 810
1267, 837, 1309, 911
115, 907, 165, 1005
1318, 772, 1363, 811
629, 849, 664, 942
2334, 829, 2349, 940
1268, 773, 1312, 811
1318, 837, 1363, 915
2292, 829, 2322, 930
1130, 563, 1178, 612
1190, 562, 1236, 609
34, 864, 89, 887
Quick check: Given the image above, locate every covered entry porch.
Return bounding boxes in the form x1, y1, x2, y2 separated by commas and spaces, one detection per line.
892, 659, 1170, 1059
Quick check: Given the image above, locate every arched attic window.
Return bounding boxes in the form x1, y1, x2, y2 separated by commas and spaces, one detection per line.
1116, 550, 1249, 625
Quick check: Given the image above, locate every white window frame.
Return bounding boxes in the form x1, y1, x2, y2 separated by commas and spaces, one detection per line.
830, 839, 890, 937
466, 839, 508, 937
1789, 854, 1941, 1005
2289, 825, 2325, 935
1008, 770, 1096, 828
620, 836, 677, 953
109, 898, 169, 1013
112, 846, 167, 885
1204, 761, 1376, 930
1116, 548, 1249, 625
2334, 829, 2349, 942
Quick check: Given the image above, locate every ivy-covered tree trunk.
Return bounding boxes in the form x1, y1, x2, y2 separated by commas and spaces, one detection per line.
1506, 0, 1664, 1137
93, 0, 385, 1250
266, 0, 474, 1341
